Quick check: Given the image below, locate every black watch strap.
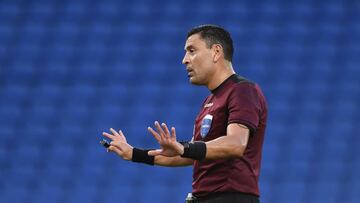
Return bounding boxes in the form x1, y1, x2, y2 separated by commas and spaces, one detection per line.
180, 141, 206, 160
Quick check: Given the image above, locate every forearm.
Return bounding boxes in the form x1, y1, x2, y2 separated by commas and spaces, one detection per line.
204, 135, 246, 160
154, 155, 193, 167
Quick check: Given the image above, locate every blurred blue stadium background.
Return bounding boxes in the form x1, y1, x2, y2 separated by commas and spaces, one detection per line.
0, 0, 359, 202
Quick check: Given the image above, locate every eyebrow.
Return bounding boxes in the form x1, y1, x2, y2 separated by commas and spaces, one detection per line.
184, 45, 195, 51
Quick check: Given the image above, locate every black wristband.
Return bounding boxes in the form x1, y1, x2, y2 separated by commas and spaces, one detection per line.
180, 141, 207, 160
131, 148, 154, 165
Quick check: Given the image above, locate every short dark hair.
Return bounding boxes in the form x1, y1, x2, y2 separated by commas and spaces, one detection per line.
187, 24, 234, 62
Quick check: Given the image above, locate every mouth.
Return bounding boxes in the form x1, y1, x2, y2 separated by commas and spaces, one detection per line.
186, 68, 194, 77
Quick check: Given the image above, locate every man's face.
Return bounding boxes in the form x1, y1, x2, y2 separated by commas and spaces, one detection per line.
182, 34, 215, 86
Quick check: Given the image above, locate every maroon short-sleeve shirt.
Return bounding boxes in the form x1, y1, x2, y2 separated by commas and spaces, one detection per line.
192, 74, 268, 197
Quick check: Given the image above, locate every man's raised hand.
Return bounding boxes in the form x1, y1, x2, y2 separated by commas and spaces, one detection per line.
147, 121, 184, 157
102, 128, 133, 161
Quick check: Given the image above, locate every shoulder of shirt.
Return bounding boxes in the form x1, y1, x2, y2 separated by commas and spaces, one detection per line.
231, 75, 256, 87
211, 74, 256, 95
227, 75, 262, 98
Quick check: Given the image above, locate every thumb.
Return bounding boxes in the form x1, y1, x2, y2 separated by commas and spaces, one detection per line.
148, 149, 163, 156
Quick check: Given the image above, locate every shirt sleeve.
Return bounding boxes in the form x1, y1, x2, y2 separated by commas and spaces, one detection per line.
227, 83, 262, 135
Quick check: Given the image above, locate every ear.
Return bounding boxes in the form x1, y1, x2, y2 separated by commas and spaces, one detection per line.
212, 44, 223, 63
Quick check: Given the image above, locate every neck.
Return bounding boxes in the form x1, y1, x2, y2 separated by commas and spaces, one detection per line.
207, 62, 235, 91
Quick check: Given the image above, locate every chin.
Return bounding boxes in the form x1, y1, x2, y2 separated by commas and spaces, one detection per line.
189, 77, 203, 86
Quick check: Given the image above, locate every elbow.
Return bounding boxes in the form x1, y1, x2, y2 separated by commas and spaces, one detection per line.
234, 149, 245, 158
228, 144, 246, 158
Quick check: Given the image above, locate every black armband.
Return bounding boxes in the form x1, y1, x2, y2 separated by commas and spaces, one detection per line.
131, 148, 154, 165
180, 141, 207, 160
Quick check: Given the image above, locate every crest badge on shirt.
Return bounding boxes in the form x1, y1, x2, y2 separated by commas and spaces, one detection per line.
200, 114, 213, 138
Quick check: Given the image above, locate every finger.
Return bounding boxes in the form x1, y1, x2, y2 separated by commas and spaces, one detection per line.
102, 132, 116, 140
148, 149, 163, 156
110, 128, 120, 136
110, 141, 116, 146
155, 121, 166, 136
110, 141, 124, 148
148, 127, 161, 142
171, 127, 177, 140
161, 123, 170, 136
118, 130, 127, 141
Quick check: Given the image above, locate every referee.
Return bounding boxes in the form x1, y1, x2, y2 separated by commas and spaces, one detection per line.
102, 24, 268, 203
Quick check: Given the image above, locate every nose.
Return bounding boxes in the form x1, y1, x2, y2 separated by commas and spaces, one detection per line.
182, 53, 189, 65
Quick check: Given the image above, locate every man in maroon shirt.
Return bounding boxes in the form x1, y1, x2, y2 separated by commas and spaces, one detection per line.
102, 25, 267, 203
